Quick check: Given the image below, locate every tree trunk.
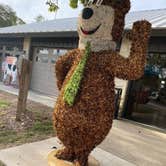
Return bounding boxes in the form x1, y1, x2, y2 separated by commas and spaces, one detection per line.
16, 59, 32, 121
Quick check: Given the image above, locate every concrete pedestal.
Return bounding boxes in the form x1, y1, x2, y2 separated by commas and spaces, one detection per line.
48, 150, 100, 166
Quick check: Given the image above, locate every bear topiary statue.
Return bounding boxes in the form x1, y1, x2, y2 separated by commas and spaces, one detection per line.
53, 0, 151, 165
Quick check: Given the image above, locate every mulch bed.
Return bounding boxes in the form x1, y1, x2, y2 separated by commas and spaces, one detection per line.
0, 90, 55, 149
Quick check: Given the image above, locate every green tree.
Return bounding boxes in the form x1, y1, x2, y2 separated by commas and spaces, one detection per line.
34, 14, 46, 22
46, 0, 87, 12
0, 4, 25, 27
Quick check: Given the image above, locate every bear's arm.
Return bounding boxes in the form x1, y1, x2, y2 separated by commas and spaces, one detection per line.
55, 49, 78, 90
111, 20, 151, 80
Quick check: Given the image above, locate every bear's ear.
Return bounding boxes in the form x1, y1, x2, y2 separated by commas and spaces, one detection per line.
111, 0, 130, 42
112, 0, 124, 4
111, 0, 130, 13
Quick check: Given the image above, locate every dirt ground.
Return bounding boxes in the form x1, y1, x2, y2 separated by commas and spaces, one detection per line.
0, 90, 55, 149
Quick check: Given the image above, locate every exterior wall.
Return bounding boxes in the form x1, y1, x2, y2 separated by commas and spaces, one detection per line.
0, 35, 165, 109
29, 37, 78, 96
23, 37, 31, 59
148, 37, 166, 53
0, 37, 23, 47
0, 35, 78, 95
115, 33, 132, 115
31, 37, 79, 49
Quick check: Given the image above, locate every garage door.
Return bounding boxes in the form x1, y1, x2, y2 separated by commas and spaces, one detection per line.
30, 48, 67, 97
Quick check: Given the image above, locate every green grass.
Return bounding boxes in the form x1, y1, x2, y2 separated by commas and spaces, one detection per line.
0, 98, 54, 149
30, 121, 54, 134
0, 100, 10, 109
0, 120, 54, 148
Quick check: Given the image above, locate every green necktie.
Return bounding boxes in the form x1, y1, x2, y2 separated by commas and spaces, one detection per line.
63, 42, 91, 106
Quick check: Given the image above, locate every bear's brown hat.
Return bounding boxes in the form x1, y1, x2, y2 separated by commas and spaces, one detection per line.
93, 0, 130, 13
98, 0, 131, 41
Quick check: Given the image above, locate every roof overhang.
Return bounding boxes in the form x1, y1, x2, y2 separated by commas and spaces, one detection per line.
0, 31, 78, 38
125, 28, 166, 37
0, 28, 166, 39
1, 28, 166, 38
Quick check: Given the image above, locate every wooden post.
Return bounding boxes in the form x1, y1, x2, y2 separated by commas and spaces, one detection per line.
16, 59, 32, 121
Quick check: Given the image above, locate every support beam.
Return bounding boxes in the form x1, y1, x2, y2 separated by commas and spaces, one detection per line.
23, 37, 31, 59
115, 32, 132, 117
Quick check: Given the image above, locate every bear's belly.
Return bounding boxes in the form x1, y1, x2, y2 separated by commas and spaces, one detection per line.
53, 72, 115, 150
54, 101, 113, 150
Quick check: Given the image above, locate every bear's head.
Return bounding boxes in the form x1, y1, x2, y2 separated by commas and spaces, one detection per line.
78, 0, 130, 52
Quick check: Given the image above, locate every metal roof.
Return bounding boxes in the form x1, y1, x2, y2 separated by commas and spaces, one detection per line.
0, 8, 166, 35
125, 8, 166, 29
0, 17, 78, 35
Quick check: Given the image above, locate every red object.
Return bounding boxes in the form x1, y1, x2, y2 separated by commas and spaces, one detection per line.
6, 56, 17, 65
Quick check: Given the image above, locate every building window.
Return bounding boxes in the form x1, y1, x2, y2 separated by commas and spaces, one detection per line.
6, 46, 14, 51
37, 48, 49, 55
35, 55, 48, 63
51, 49, 68, 64
53, 49, 67, 57
125, 52, 166, 129
51, 57, 56, 64
41, 55, 49, 63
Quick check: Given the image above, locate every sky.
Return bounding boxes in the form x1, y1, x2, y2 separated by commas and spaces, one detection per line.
0, 0, 166, 23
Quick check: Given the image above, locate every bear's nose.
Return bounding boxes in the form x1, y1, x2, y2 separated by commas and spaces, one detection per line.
82, 8, 93, 19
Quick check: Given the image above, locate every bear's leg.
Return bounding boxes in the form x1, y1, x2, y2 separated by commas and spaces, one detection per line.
55, 147, 75, 162
74, 150, 90, 166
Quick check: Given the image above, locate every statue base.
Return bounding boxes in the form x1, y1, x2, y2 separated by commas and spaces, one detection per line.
48, 150, 100, 166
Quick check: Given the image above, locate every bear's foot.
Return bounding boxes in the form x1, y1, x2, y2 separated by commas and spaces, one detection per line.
73, 152, 89, 166
55, 147, 75, 162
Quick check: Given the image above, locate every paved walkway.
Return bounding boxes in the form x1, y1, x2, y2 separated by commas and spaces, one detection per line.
99, 120, 166, 166
0, 82, 55, 107
0, 137, 135, 166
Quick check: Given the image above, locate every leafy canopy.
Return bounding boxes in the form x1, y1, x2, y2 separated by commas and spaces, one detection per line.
0, 4, 25, 27
46, 0, 89, 12
34, 15, 46, 22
